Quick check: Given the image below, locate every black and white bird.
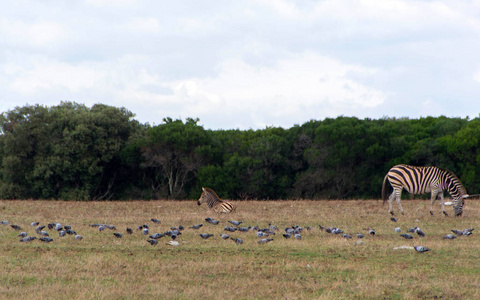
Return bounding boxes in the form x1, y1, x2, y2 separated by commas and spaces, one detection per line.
113, 233, 123, 238
238, 226, 251, 232
332, 227, 344, 235
357, 233, 364, 239
452, 228, 474, 236
415, 228, 425, 237
257, 238, 274, 244
199, 233, 214, 239
256, 231, 269, 238
10, 224, 22, 230
228, 220, 242, 226
408, 227, 417, 233
142, 228, 149, 235
231, 237, 243, 245
189, 224, 203, 230
151, 218, 161, 224
414, 246, 431, 253
400, 233, 413, 239
442, 234, 457, 240
20, 236, 36, 243
59, 230, 66, 237
30, 222, 39, 227
18, 232, 28, 237
368, 228, 376, 236
295, 233, 303, 240
147, 239, 158, 246
38, 230, 49, 237
126, 228, 133, 234
224, 226, 237, 232
149, 233, 165, 239
395, 227, 401, 233
220, 234, 230, 240
168, 241, 179, 247
283, 233, 291, 239
39, 237, 53, 243
75, 234, 83, 240
205, 218, 220, 225
390, 217, 398, 222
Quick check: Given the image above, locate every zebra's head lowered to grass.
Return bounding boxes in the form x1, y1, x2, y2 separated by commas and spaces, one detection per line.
382, 164, 469, 217
443, 169, 469, 216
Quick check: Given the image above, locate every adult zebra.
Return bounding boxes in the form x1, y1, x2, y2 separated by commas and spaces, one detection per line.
382, 164, 468, 216
197, 187, 236, 213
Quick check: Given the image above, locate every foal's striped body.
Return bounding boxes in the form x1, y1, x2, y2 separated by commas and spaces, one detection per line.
197, 187, 235, 213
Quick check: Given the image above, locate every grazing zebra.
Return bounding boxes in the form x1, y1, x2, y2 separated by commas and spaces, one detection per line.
197, 187, 235, 213
382, 164, 468, 216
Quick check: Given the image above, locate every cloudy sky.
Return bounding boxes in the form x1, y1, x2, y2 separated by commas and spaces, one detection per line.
1, 0, 480, 129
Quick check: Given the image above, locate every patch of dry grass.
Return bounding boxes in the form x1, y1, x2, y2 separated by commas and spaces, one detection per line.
0, 199, 479, 299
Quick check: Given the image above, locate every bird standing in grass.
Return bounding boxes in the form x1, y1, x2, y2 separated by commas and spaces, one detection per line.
228, 220, 242, 226
168, 241, 179, 247
231, 237, 243, 245
415, 228, 425, 237
414, 246, 431, 253
442, 234, 456, 240
258, 238, 274, 244
199, 233, 214, 239
20, 236, 36, 242
147, 239, 158, 246
205, 218, 220, 225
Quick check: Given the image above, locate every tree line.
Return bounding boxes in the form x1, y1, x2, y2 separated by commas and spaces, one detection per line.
0, 102, 478, 201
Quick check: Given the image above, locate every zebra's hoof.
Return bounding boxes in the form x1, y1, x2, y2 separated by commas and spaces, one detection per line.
430, 211, 434, 216
443, 211, 449, 216
390, 211, 395, 216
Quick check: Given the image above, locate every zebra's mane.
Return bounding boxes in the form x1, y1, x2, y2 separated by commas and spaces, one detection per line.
441, 168, 467, 195
203, 187, 221, 200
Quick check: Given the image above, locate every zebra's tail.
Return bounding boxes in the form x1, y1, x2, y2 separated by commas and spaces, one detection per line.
382, 174, 389, 205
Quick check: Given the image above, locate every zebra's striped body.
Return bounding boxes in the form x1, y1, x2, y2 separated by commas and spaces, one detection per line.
382, 164, 468, 216
197, 187, 235, 213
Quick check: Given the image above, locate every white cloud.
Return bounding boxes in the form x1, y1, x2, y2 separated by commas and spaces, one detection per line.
139, 52, 385, 128
1, 1, 480, 128
124, 17, 161, 33
0, 19, 66, 47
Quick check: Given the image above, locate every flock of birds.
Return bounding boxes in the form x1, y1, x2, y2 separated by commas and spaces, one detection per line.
1, 216, 474, 253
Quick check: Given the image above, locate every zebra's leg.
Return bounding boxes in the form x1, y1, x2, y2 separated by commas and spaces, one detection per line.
395, 191, 405, 215
430, 191, 438, 215
439, 192, 448, 216
388, 191, 396, 215
390, 189, 404, 215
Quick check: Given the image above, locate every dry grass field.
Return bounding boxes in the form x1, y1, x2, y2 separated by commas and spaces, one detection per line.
0, 198, 479, 299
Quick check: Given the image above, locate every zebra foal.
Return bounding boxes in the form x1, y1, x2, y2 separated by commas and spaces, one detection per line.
382, 164, 468, 216
197, 187, 236, 213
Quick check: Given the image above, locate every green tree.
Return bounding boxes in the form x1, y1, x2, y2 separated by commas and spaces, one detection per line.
141, 118, 210, 199
0, 102, 141, 200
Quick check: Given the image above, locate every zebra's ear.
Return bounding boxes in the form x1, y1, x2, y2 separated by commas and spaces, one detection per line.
202, 187, 205, 192
462, 194, 469, 198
